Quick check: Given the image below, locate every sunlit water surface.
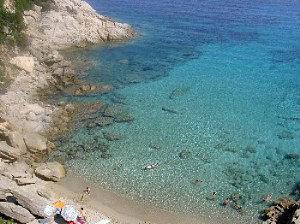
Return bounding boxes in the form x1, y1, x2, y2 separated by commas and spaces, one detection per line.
52, 0, 300, 223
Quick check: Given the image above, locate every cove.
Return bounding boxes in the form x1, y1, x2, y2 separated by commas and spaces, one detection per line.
52, 0, 300, 222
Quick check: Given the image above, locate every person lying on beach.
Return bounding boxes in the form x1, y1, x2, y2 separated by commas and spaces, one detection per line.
76, 207, 87, 224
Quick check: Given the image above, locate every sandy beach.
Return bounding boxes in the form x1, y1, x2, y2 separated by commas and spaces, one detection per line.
51, 171, 262, 224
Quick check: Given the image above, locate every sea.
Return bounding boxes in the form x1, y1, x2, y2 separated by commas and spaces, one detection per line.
52, 0, 300, 223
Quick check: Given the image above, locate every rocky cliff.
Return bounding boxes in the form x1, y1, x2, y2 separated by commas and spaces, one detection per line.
0, 0, 134, 222
24, 0, 134, 51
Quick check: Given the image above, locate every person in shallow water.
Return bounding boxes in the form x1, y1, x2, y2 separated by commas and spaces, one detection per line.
80, 187, 91, 202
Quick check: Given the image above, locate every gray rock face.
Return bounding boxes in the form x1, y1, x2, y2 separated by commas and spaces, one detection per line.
23, 133, 47, 154
10, 188, 50, 218
9, 56, 35, 73
0, 141, 26, 161
35, 162, 66, 182
6, 131, 27, 151
24, 0, 134, 51
0, 202, 36, 223
1, 161, 37, 186
293, 209, 300, 224
0, 120, 12, 140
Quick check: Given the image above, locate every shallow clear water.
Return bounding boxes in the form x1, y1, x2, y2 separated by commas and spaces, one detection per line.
54, 0, 300, 222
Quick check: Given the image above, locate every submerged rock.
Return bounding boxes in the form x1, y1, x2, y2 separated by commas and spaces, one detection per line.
196, 152, 214, 163
103, 105, 122, 117
178, 149, 192, 159
169, 86, 191, 100
100, 151, 111, 159
240, 145, 257, 158
73, 83, 113, 95
284, 153, 300, 161
262, 198, 299, 224
94, 116, 114, 127
277, 130, 295, 140
74, 84, 97, 95
102, 105, 134, 123
114, 111, 134, 123
149, 143, 161, 150
103, 132, 124, 141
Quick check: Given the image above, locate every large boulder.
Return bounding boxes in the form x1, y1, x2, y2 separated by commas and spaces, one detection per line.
0, 202, 36, 223
1, 161, 37, 186
35, 162, 66, 182
23, 133, 47, 154
10, 56, 35, 73
5, 131, 27, 151
10, 188, 50, 217
0, 141, 25, 161
24, 0, 134, 50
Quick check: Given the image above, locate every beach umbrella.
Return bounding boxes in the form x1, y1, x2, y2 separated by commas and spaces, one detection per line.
44, 205, 56, 217
61, 205, 79, 221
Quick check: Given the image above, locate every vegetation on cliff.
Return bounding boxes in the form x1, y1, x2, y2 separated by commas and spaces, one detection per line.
0, 0, 34, 46
0, 218, 14, 224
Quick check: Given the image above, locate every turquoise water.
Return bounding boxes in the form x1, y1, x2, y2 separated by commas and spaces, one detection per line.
54, 0, 300, 222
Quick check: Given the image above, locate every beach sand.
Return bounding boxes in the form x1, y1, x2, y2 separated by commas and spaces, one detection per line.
49, 171, 259, 224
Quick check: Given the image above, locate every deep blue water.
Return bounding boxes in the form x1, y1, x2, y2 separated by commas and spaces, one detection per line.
55, 0, 300, 223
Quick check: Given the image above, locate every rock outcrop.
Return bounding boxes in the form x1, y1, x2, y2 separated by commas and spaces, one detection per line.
0, 160, 52, 221
11, 188, 50, 217
262, 198, 299, 224
23, 133, 48, 154
0, 141, 26, 161
24, 0, 134, 51
293, 209, 300, 224
0, 202, 36, 223
35, 161, 66, 182
0, 0, 135, 222
5, 131, 27, 151
10, 56, 35, 73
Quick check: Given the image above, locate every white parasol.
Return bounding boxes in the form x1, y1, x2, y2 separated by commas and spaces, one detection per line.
44, 205, 56, 217
61, 205, 79, 221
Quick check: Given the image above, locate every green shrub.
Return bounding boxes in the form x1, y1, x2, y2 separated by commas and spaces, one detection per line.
0, 0, 32, 46
0, 218, 15, 224
0, 0, 52, 46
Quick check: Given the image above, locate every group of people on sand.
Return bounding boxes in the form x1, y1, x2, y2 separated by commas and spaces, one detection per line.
39, 187, 91, 224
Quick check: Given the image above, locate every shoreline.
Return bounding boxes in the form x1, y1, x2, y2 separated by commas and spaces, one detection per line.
0, 0, 298, 223
52, 171, 244, 224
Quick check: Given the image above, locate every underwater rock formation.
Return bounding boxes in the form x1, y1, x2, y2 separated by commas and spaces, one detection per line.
262, 198, 299, 224
168, 86, 191, 99
277, 130, 295, 140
